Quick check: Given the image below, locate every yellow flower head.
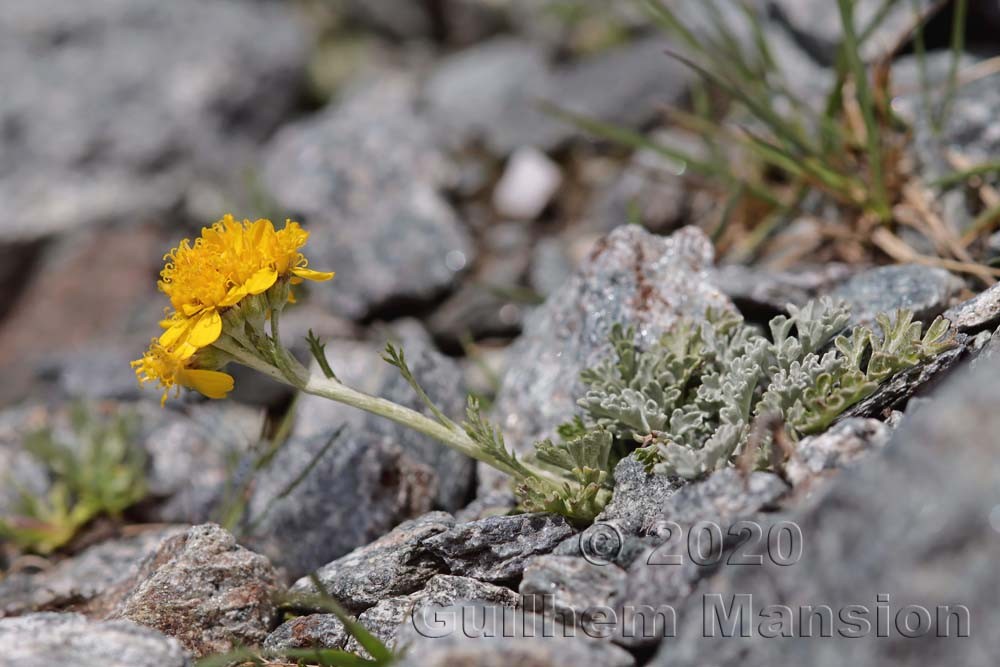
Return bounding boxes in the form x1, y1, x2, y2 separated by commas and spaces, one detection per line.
157, 215, 333, 350
131, 341, 235, 406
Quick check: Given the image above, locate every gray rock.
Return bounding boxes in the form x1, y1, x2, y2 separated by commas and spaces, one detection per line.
484, 225, 732, 492
529, 237, 576, 298
519, 555, 626, 627
649, 349, 1000, 667
785, 417, 893, 488
0, 613, 189, 667
423, 37, 552, 155
427, 224, 533, 344
348, 575, 519, 654
544, 36, 691, 148
769, 0, 933, 64
608, 468, 788, 648
264, 614, 348, 652
424, 513, 577, 583
654, 468, 789, 528
110, 524, 279, 658
0, 406, 49, 519
829, 264, 962, 327
245, 424, 437, 580
394, 602, 636, 667
894, 51, 1000, 166
139, 402, 262, 524
290, 323, 474, 512
595, 454, 684, 537
715, 264, 853, 318
424, 36, 691, 155
0, 526, 185, 618
289, 512, 454, 614
454, 492, 518, 523
943, 283, 1000, 332
587, 129, 702, 234
262, 75, 473, 320
0, 0, 305, 243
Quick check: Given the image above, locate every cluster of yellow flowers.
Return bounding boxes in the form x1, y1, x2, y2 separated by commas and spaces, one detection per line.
132, 215, 333, 405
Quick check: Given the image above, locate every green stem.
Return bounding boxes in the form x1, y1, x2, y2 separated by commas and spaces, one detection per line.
302, 374, 564, 487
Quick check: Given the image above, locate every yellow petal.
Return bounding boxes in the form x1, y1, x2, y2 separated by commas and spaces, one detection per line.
245, 267, 278, 295
287, 289, 297, 304
291, 268, 335, 282
220, 285, 249, 308
180, 369, 234, 399
182, 303, 204, 317
187, 310, 222, 348
158, 319, 190, 348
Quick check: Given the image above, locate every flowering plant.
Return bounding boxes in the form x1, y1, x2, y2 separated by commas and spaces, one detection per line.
133, 215, 602, 520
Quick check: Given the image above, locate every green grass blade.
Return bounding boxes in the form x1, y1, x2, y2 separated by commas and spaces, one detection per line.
930, 161, 1000, 189
935, 0, 967, 132
836, 0, 891, 221
661, 47, 820, 159
543, 101, 784, 208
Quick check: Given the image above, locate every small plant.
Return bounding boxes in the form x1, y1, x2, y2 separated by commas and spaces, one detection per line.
0, 404, 148, 555
133, 217, 959, 523
540, 298, 954, 482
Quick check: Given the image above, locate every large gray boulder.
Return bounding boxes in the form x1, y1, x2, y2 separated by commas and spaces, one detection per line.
648, 352, 1000, 666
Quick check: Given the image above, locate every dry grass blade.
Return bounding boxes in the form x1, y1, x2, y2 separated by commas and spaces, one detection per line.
872, 227, 1000, 283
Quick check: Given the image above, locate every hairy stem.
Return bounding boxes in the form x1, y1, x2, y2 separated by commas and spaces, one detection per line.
302, 374, 569, 490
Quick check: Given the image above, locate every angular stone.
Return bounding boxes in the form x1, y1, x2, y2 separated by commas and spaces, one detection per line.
423, 38, 552, 155
264, 614, 348, 652
454, 491, 518, 523
138, 402, 263, 524
110, 524, 279, 658
262, 75, 473, 320
943, 283, 1000, 333
649, 351, 1000, 666
608, 469, 788, 648
786, 417, 893, 487
292, 322, 475, 512
484, 225, 732, 492
594, 454, 685, 537
424, 514, 576, 583
0, 526, 185, 618
289, 512, 454, 614
348, 575, 519, 654
0, 0, 306, 243
587, 129, 703, 234
393, 602, 636, 667
0, 613, 189, 667
519, 555, 626, 626
714, 264, 853, 319
829, 264, 962, 327
423, 36, 690, 155
244, 424, 437, 580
